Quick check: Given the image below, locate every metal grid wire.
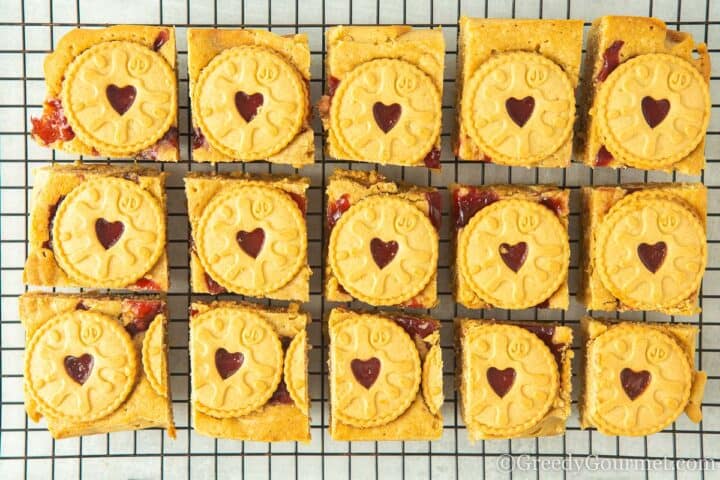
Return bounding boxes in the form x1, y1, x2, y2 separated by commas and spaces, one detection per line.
0, 0, 719, 478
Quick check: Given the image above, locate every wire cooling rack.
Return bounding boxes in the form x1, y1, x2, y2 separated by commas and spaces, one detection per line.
0, 0, 719, 478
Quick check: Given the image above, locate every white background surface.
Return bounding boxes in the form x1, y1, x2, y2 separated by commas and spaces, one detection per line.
0, 0, 719, 478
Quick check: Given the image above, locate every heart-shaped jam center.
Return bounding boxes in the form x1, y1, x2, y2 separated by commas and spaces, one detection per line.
487, 367, 516, 398
235, 91, 264, 123
106, 85, 137, 115
620, 368, 651, 400
370, 238, 399, 269
372, 102, 402, 133
505, 96, 535, 127
351, 357, 381, 389
95, 218, 124, 250
64, 354, 94, 385
637, 241, 667, 273
641, 96, 670, 128
215, 348, 244, 380
499, 242, 528, 273
237, 228, 265, 259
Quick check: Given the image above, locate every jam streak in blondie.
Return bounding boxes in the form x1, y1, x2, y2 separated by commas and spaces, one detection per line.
152, 29, 170, 51
123, 299, 163, 337
392, 315, 439, 339
595, 145, 614, 166
75, 301, 90, 311
327, 76, 341, 97
596, 40, 624, 82
136, 127, 178, 160
327, 194, 351, 231
539, 196, 565, 217
423, 147, 441, 169
133, 277, 163, 291
204, 272, 226, 295
452, 187, 499, 230
426, 191, 442, 231
269, 379, 293, 404
191, 128, 207, 150
288, 192, 306, 215
317, 76, 341, 118
31, 98, 75, 145
42, 195, 65, 250
269, 337, 294, 405
520, 324, 565, 368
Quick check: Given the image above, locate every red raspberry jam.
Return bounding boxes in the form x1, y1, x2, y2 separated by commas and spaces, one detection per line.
404, 297, 425, 309
535, 299, 551, 309
595, 145, 614, 167
75, 301, 90, 311
236, 228, 265, 259
153, 29, 170, 51
327, 194, 351, 231
423, 147, 441, 169
426, 191, 442, 231
373, 102, 402, 133
133, 277, 163, 291
370, 238, 398, 269
106, 85, 137, 115
191, 128, 207, 150
351, 357, 381, 389
640, 96, 670, 128
136, 127, 178, 160
539, 196, 564, 217
123, 299, 163, 336
269, 337, 295, 404
620, 368, 651, 400
235, 92, 264, 122
393, 315, 438, 339
487, 367, 515, 398
327, 76, 341, 97
268, 379, 294, 405
499, 242, 528, 273
597, 40, 624, 82
95, 218, 124, 249
215, 348, 244, 379
42, 195, 65, 250
64, 354, 93, 385
205, 273, 226, 295
505, 96, 535, 127
521, 324, 564, 367
31, 98, 75, 145
288, 192, 306, 215
453, 187, 499, 230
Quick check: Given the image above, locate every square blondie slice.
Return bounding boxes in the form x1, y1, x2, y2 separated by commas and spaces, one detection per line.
185, 172, 311, 301
451, 184, 570, 310
23, 163, 169, 291
188, 29, 313, 167
20, 292, 175, 439
318, 26, 445, 168
579, 183, 706, 315
577, 16, 711, 174
579, 317, 706, 436
325, 169, 440, 308
455, 17, 583, 167
456, 319, 573, 441
329, 308, 443, 441
190, 301, 311, 442
31, 26, 179, 161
